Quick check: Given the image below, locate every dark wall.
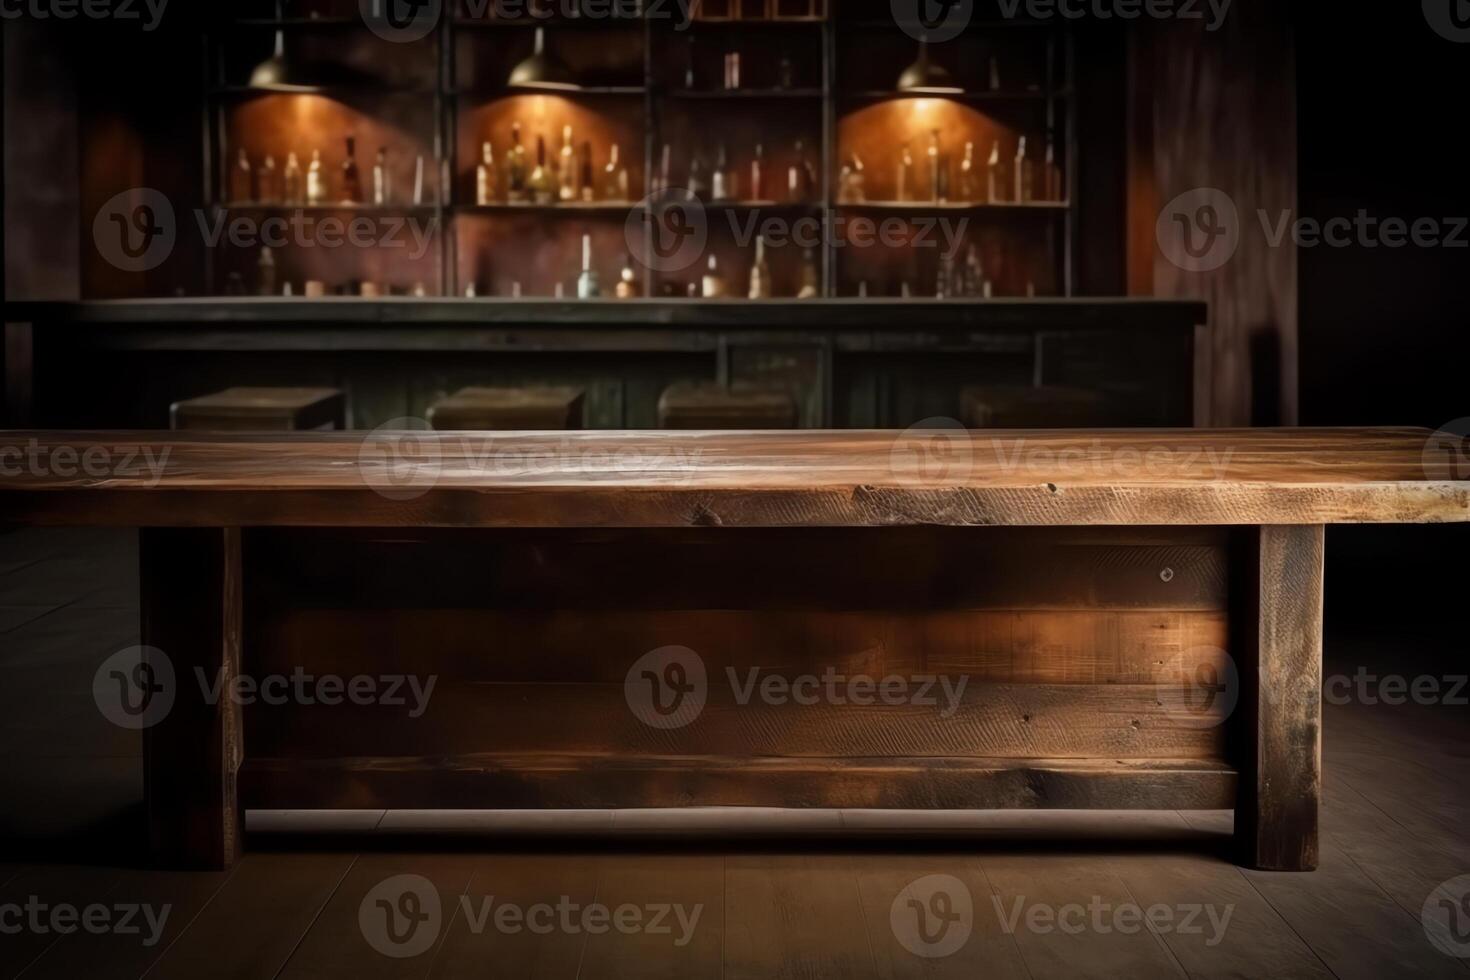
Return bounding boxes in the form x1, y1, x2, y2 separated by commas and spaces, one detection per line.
1296, 1, 1469, 430
1295, 1, 1470, 627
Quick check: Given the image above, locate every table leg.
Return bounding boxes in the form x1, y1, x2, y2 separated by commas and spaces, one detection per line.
1233, 525, 1324, 871
141, 527, 243, 870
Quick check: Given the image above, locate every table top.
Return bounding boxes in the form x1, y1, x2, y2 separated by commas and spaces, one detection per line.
1, 428, 1466, 528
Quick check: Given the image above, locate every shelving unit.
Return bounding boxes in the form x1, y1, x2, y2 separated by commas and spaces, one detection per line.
202, 2, 1075, 300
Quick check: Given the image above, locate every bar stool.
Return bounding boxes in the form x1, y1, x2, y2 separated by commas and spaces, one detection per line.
427, 386, 586, 430
960, 385, 1114, 429
170, 387, 345, 431
658, 382, 798, 429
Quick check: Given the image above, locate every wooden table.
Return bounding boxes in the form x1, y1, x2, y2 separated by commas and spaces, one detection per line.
3, 428, 1465, 872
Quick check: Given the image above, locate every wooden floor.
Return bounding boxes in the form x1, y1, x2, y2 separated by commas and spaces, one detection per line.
1, 528, 1468, 979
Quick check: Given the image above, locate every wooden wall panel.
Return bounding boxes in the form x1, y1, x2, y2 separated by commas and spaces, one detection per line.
1132, 5, 1298, 425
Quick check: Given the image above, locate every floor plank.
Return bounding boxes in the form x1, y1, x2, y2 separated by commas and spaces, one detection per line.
0, 864, 125, 980
143, 852, 356, 980
724, 854, 874, 980
577, 853, 723, 980
278, 852, 478, 979
427, 853, 600, 980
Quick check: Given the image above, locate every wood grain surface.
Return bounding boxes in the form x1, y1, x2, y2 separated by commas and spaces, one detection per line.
2, 428, 1466, 527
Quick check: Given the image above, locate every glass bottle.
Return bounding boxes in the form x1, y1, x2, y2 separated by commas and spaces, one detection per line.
258, 154, 279, 205
750, 143, 765, 201
688, 151, 707, 201
306, 150, 326, 205
986, 140, 1003, 203
838, 152, 866, 204
797, 247, 820, 299
701, 254, 727, 298
476, 141, 497, 206
557, 124, 576, 202
231, 148, 253, 204
256, 246, 276, 297
958, 141, 976, 202
789, 139, 816, 202
927, 129, 948, 203
373, 147, 392, 205
615, 253, 638, 298
712, 144, 736, 201
579, 141, 594, 202
748, 235, 771, 299
1014, 136, 1033, 203
604, 143, 629, 202
341, 136, 362, 205
896, 142, 915, 203
506, 122, 528, 203
528, 135, 553, 204
283, 152, 303, 205
577, 233, 601, 299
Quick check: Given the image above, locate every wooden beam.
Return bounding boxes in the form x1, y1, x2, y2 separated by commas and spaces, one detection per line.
141, 527, 244, 870
1233, 525, 1325, 871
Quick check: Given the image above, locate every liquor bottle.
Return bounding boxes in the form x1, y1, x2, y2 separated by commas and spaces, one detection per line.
748, 235, 771, 299
724, 50, 740, 90
465, 282, 477, 298
557, 125, 576, 202
476, 141, 497, 206
528, 135, 554, 204
688, 151, 708, 201
701, 254, 727, 298
341, 136, 362, 205
306, 149, 326, 205
712, 144, 736, 201
283, 152, 303, 204
604, 143, 629, 201
837, 152, 866, 204
927, 129, 948, 203
615, 253, 638, 298
789, 139, 816, 202
684, 36, 697, 90
777, 53, 795, 90
797, 247, 819, 299
258, 154, 279, 205
373, 147, 392, 205
750, 143, 765, 201
506, 122, 528, 203
964, 244, 990, 299
958, 141, 976, 202
413, 154, 426, 205
256, 246, 276, 297
231, 148, 253, 204
986, 140, 1003, 203
654, 144, 672, 197
936, 254, 955, 300
896, 142, 915, 202
1014, 136, 1033, 203
1044, 135, 1062, 202
577, 233, 601, 299
579, 142, 595, 202
989, 55, 1001, 92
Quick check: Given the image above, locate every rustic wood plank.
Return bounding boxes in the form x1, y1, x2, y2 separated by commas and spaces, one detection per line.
278, 853, 477, 978
427, 854, 600, 979
725, 854, 874, 979
851, 854, 1031, 979
141, 527, 244, 870
144, 852, 357, 980
1233, 525, 1325, 871
0, 865, 125, 980
240, 756, 1237, 811
576, 854, 724, 980
19, 868, 235, 980
2, 429, 1466, 528
244, 681, 1229, 763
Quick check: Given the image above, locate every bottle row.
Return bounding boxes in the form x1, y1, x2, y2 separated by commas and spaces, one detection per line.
474, 124, 631, 205
228, 137, 433, 207
839, 132, 1064, 205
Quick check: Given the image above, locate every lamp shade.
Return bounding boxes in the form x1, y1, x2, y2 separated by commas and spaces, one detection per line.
896, 41, 962, 95
249, 31, 322, 93
508, 27, 579, 91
